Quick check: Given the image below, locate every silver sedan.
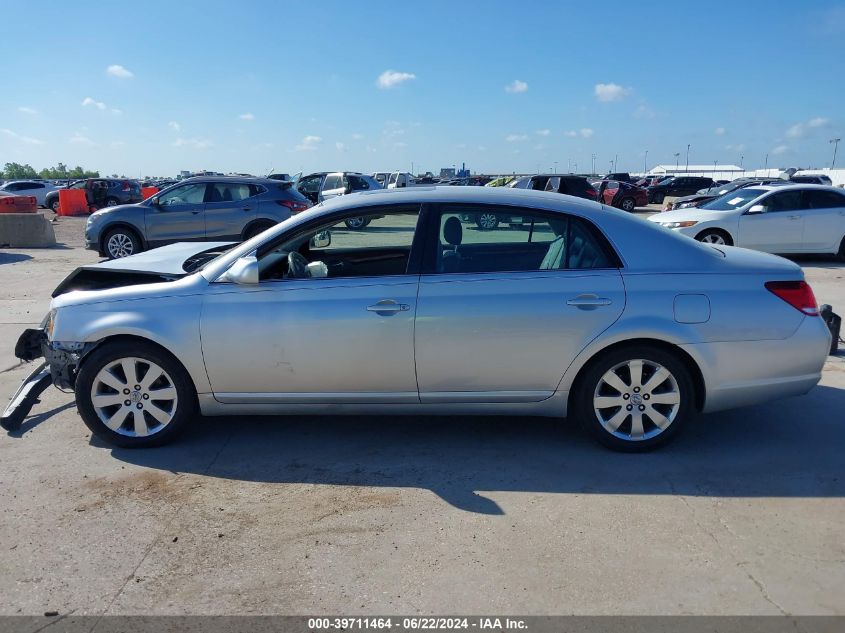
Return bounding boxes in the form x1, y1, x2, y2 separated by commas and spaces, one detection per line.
6, 187, 831, 451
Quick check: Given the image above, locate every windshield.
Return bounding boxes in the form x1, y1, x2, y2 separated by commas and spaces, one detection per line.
699, 188, 766, 211
656, 177, 675, 186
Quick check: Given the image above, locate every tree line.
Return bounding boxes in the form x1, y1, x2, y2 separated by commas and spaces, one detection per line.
1, 162, 100, 180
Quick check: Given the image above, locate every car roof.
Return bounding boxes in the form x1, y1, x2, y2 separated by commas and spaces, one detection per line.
742, 183, 842, 193
177, 175, 284, 185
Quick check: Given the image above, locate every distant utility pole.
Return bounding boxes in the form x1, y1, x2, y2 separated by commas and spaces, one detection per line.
674, 152, 680, 171
554, 161, 558, 173
644, 150, 648, 174
764, 153, 769, 172
831, 138, 841, 168
591, 153, 596, 175
411, 161, 414, 175
685, 144, 690, 173
614, 154, 618, 173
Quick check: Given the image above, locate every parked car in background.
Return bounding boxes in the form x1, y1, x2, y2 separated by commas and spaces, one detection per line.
665, 178, 789, 211
646, 176, 714, 204
790, 174, 833, 186
649, 184, 845, 257
596, 180, 649, 211
266, 173, 291, 182
0, 190, 38, 213
388, 172, 414, 189
18, 186, 831, 452
296, 172, 383, 229
84, 176, 310, 259
372, 172, 392, 188
0, 180, 56, 207
635, 175, 673, 188
506, 176, 533, 189
45, 178, 142, 213
485, 176, 517, 187
602, 172, 633, 183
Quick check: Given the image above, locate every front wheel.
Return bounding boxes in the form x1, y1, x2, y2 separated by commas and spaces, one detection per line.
695, 229, 733, 246
104, 197, 120, 207
50, 199, 60, 213
344, 217, 367, 230
75, 341, 197, 448
620, 197, 636, 212
103, 227, 142, 259
572, 346, 695, 452
838, 237, 845, 262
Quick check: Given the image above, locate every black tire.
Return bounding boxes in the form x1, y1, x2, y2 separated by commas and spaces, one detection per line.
344, 217, 367, 230
76, 340, 197, 448
620, 197, 636, 212
244, 221, 275, 240
104, 197, 120, 207
695, 229, 733, 246
838, 237, 845, 262
654, 193, 665, 205
50, 199, 60, 213
102, 226, 142, 259
571, 345, 695, 452
475, 212, 500, 230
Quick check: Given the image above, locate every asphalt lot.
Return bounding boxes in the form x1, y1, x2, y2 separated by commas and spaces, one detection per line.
1, 210, 844, 616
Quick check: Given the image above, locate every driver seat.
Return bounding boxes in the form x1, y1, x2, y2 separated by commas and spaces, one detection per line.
440, 217, 463, 273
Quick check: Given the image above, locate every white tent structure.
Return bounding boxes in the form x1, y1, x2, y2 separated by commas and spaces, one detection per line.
646, 164, 745, 180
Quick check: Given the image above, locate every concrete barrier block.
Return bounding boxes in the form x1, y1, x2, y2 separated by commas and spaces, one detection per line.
0, 214, 57, 248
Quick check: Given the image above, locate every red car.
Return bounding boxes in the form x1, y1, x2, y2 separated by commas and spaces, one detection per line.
0, 191, 38, 213
595, 180, 649, 212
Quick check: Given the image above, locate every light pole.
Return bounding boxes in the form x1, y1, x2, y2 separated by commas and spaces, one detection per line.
764, 153, 768, 172
674, 152, 680, 171
573, 162, 577, 172
554, 161, 558, 173
685, 144, 690, 173
591, 154, 596, 175
614, 154, 618, 173
831, 138, 841, 168
644, 150, 648, 175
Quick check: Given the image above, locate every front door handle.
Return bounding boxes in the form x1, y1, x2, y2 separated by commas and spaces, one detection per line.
366, 300, 410, 314
567, 294, 612, 309
242, 206, 252, 211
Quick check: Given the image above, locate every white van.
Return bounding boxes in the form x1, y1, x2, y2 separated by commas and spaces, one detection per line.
387, 172, 414, 189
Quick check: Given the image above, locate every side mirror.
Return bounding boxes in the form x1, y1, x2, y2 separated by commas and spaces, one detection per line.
310, 230, 331, 249
747, 204, 767, 214
219, 255, 259, 285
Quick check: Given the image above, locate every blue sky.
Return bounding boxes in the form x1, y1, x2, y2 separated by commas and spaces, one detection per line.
2, 0, 844, 177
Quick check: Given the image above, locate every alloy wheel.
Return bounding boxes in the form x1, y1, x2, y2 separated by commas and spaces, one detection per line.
90, 357, 178, 437
477, 213, 499, 229
345, 217, 365, 229
621, 198, 635, 211
107, 233, 134, 258
699, 232, 726, 245
592, 359, 681, 442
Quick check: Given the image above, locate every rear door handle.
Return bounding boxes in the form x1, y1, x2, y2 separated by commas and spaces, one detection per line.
366, 300, 410, 314
567, 294, 612, 309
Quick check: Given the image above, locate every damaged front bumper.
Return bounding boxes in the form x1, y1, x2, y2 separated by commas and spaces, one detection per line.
1, 328, 85, 431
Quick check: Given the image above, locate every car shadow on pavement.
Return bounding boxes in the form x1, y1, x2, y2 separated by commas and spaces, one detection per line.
107, 384, 845, 514
0, 253, 33, 265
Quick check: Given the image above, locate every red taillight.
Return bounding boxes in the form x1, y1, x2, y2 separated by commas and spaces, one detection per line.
276, 199, 310, 213
122, 181, 130, 191
585, 188, 597, 198
765, 281, 819, 316
2, 197, 14, 205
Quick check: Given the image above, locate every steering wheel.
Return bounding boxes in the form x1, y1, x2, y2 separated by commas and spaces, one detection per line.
287, 251, 309, 278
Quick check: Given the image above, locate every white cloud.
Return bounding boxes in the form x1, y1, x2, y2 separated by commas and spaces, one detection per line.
772, 144, 789, 155
477, 145, 487, 151
633, 104, 655, 119
110, 141, 126, 148
351, 133, 364, 140
69, 133, 95, 146
335, 142, 346, 151
726, 143, 745, 152
295, 135, 322, 151
715, 127, 726, 136
106, 64, 134, 79
534, 144, 545, 150
239, 113, 255, 121
393, 141, 408, 149
82, 97, 107, 110
506, 134, 528, 142
505, 79, 528, 94
580, 128, 594, 138
377, 70, 416, 89
455, 143, 467, 149
787, 116, 830, 138
564, 130, 578, 137
168, 121, 181, 132
111, 108, 122, 115
535, 129, 551, 136
173, 137, 213, 149
594, 82, 631, 102
17, 106, 37, 115
1, 128, 43, 145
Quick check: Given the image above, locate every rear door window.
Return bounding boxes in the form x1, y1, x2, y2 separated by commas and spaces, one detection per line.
323, 174, 342, 190
801, 190, 845, 210
207, 182, 252, 202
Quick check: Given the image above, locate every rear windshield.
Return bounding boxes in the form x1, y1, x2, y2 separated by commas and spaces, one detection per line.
699, 188, 766, 211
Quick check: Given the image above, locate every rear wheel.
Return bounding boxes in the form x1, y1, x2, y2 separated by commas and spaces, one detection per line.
572, 346, 695, 452
620, 197, 636, 212
475, 212, 500, 230
50, 199, 60, 213
103, 227, 142, 259
104, 197, 119, 207
244, 221, 275, 240
76, 341, 197, 448
695, 229, 733, 246
344, 217, 367, 230
838, 236, 845, 262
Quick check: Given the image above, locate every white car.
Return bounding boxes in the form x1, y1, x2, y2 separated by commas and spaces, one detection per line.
0, 180, 56, 207
648, 184, 845, 258
387, 172, 414, 189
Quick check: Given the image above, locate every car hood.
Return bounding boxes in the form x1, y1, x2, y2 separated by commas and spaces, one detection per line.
647, 208, 735, 224
52, 241, 235, 297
